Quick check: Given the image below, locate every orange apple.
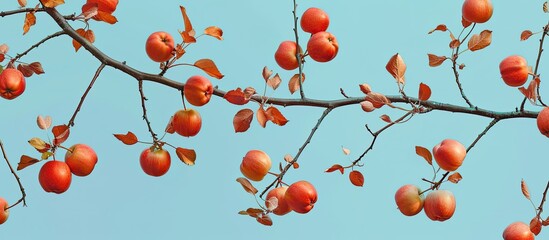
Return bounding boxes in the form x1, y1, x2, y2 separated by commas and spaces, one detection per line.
0, 197, 9, 225
502, 221, 535, 240
462, 0, 493, 24
300, 7, 330, 34
274, 41, 301, 70
65, 144, 98, 177
39, 160, 72, 194
499, 55, 529, 87
139, 148, 171, 177
423, 190, 456, 221
266, 186, 292, 216
307, 31, 338, 62
394, 184, 424, 216
145, 31, 175, 62
0, 68, 26, 100
284, 180, 317, 214
184, 75, 213, 106
433, 139, 466, 172
240, 150, 271, 181
172, 109, 202, 137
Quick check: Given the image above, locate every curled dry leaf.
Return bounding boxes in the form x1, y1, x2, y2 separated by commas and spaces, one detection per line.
288, 73, 305, 94
94, 11, 117, 24
385, 53, 406, 84
17, 64, 34, 77
325, 164, 344, 174
41, 0, 65, 8
41, 151, 53, 160
418, 82, 432, 101
165, 116, 175, 134
245, 208, 264, 218
521, 179, 531, 200
530, 216, 542, 236
262, 66, 273, 81
265, 106, 289, 126
518, 77, 540, 104
52, 124, 70, 145
461, 16, 472, 28
467, 30, 492, 52
543, 216, 549, 226
428, 24, 448, 34
236, 177, 258, 195
449, 39, 461, 49
349, 170, 364, 187
37, 115, 52, 130
224, 88, 250, 105
179, 6, 196, 43
257, 105, 268, 128
256, 214, 273, 226
448, 172, 463, 184
365, 92, 391, 107
521, 30, 533, 41
29, 62, 44, 75
18, 0, 27, 7
415, 146, 433, 165
244, 87, 256, 99
175, 44, 185, 59
194, 59, 224, 79
265, 197, 278, 211
267, 73, 282, 90
113, 131, 138, 145
204, 26, 223, 40
427, 54, 447, 67
176, 147, 196, 166
23, 11, 36, 35
28, 138, 50, 153
233, 109, 254, 133
73, 28, 96, 52
380, 114, 392, 123
17, 155, 39, 171
359, 83, 372, 94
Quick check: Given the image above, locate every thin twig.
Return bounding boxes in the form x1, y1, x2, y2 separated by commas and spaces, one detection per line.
67, 63, 106, 127
451, 24, 476, 108
292, 0, 306, 100
138, 80, 158, 142
522, 21, 549, 110
536, 180, 549, 219
466, 118, 500, 153
0, 141, 27, 209
13, 31, 66, 61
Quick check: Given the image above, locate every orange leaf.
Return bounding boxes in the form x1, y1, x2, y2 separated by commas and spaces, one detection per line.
73, 28, 86, 52
543, 216, 549, 226
521, 179, 531, 200
23, 12, 36, 35
418, 82, 432, 101
175, 44, 185, 59
37, 115, 52, 130
461, 16, 472, 28
415, 146, 432, 165
519, 78, 540, 104
94, 11, 117, 24
113, 131, 138, 145
427, 54, 447, 67
468, 30, 492, 52
17, 155, 39, 171
180, 6, 195, 43
224, 88, 250, 105
236, 177, 257, 195
176, 147, 196, 166
256, 214, 273, 226
267, 73, 281, 90
365, 92, 391, 107
449, 39, 461, 49
193, 59, 224, 79
380, 114, 392, 123
257, 105, 268, 128
521, 30, 533, 41
18, 0, 27, 7
359, 83, 372, 94
288, 73, 305, 94
262, 66, 273, 81
204, 26, 223, 40
41, 0, 64, 8
52, 124, 70, 145
349, 170, 364, 187
233, 109, 253, 133
530, 217, 542, 236
245, 208, 264, 218
265, 106, 289, 126
448, 172, 463, 184
325, 164, 344, 174
385, 53, 406, 84
428, 24, 447, 34
165, 116, 175, 134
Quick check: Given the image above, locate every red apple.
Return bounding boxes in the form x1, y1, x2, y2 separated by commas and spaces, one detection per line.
300, 7, 330, 34
184, 75, 213, 106
0, 68, 26, 100
145, 31, 175, 62
65, 144, 98, 177
537, 107, 549, 137
499, 55, 529, 87
423, 190, 456, 221
274, 41, 301, 70
0, 197, 9, 225
307, 31, 338, 62
39, 160, 72, 194
139, 148, 171, 177
266, 186, 292, 216
394, 184, 424, 216
284, 180, 317, 214
502, 221, 535, 240
433, 139, 466, 172
240, 150, 271, 181
172, 109, 202, 137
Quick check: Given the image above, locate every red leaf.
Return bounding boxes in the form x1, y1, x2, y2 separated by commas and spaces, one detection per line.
17, 155, 39, 171
113, 131, 138, 145
17, 63, 34, 77
468, 30, 492, 52
193, 59, 224, 79
245, 208, 264, 218
236, 177, 257, 195
521, 30, 533, 41
265, 106, 289, 126
176, 147, 196, 166
521, 179, 531, 200
518, 78, 540, 104
325, 164, 344, 174
52, 124, 70, 145
380, 114, 392, 123
449, 39, 461, 49
224, 88, 250, 105
165, 116, 175, 134
418, 82, 432, 101
385, 53, 406, 84
288, 73, 305, 94
427, 54, 447, 67
94, 11, 117, 24
256, 214, 273, 226
349, 170, 364, 187
257, 105, 268, 128
530, 217, 542, 236
461, 16, 472, 28
415, 146, 432, 165
29, 62, 44, 75
448, 172, 463, 184
233, 109, 254, 133
204, 26, 223, 40
428, 24, 447, 34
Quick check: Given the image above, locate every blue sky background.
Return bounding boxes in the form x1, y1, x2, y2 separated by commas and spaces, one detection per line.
1, 0, 549, 239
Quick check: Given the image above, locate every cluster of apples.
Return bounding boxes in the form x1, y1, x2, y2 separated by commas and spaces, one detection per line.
39, 144, 98, 194
274, 7, 338, 70
395, 139, 466, 221
240, 150, 318, 214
